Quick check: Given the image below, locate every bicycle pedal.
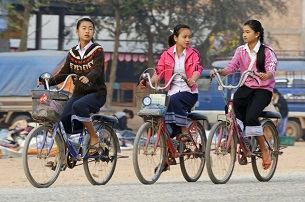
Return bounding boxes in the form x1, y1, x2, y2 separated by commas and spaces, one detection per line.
169, 158, 176, 165
45, 161, 54, 168
61, 164, 67, 171
238, 156, 248, 165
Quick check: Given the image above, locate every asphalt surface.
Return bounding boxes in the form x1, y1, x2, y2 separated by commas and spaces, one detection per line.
0, 172, 304, 202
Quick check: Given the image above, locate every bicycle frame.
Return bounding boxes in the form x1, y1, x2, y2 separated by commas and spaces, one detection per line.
222, 99, 252, 156
212, 68, 275, 156
146, 117, 201, 159
40, 121, 110, 161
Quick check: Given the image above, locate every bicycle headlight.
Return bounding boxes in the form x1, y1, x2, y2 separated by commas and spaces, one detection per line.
142, 96, 152, 106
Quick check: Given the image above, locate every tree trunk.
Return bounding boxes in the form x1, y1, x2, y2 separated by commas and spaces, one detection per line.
105, 8, 121, 108
147, 31, 155, 69
18, 4, 32, 51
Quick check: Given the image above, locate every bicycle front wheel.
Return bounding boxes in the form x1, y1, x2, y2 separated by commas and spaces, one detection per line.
179, 121, 206, 182
133, 121, 166, 185
206, 121, 237, 184
251, 119, 279, 181
22, 124, 65, 188
83, 124, 118, 185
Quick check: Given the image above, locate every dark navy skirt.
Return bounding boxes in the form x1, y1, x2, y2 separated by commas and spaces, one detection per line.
165, 91, 197, 137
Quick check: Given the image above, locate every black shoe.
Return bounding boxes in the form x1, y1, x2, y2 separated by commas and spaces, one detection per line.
154, 163, 170, 173
179, 134, 192, 142
170, 138, 179, 150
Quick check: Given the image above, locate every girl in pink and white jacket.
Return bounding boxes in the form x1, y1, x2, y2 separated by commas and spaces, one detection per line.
140, 24, 204, 146
210, 19, 277, 170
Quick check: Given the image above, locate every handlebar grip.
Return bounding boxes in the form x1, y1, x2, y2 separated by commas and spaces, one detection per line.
74, 75, 90, 87
180, 75, 192, 88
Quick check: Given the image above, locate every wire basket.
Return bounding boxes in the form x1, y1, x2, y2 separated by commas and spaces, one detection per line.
31, 90, 69, 122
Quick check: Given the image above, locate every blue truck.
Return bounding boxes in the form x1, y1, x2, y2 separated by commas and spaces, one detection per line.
195, 58, 305, 141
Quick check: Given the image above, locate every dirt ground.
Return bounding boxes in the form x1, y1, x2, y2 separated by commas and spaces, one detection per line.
0, 105, 304, 187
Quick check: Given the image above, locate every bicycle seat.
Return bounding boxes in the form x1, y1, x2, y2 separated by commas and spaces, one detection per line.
187, 112, 208, 121
91, 114, 119, 123
260, 111, 281, 119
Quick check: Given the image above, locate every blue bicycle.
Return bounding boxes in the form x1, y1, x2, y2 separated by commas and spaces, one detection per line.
22, 73, 120, 188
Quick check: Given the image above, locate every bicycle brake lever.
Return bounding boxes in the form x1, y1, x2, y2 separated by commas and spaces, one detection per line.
180, 74, 192, 88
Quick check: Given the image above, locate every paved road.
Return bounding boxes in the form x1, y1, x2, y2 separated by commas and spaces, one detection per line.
0, 172, 304, 202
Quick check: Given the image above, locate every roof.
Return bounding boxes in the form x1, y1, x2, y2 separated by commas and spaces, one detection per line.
0, 50, 67, 96
211, 58, 305, 71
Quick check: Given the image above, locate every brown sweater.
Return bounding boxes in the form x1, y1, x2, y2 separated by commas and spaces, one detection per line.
49, 43, 107, 97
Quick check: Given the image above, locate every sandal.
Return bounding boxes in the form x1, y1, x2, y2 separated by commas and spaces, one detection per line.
262, 150, 272, 170
88, 142, 100, 155
179, 134, 192, 142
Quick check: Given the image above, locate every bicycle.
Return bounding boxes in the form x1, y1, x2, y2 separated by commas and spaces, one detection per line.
206, 69, 283, 184
133, 69, 207, 185
22, 73, 120, 188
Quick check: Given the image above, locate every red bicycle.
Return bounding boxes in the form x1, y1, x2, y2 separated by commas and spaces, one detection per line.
206, 69, 283, 184
133, 69, 207, 184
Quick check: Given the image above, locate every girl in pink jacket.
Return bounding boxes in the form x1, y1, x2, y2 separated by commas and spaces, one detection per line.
140, 24, 204, 156
210, 20, 277, 170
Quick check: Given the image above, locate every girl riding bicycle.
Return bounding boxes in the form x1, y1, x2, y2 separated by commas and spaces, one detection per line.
140, 24, 204, 147
210, 19, 277, 170
40, 18, 107, 151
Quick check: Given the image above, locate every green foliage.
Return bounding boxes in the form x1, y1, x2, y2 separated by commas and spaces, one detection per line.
130, 0, 287, 66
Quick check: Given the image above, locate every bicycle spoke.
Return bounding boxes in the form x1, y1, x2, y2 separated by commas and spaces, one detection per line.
22, 125, 64, 188
206, 121, 236, 184
179, 122, 206, 182
133, 122, 166, 184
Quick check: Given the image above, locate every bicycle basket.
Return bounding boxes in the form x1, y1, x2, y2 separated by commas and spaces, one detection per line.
31, 90, 69, 122
138, 94, 170, 117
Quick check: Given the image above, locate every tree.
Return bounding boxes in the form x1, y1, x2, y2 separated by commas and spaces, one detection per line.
4, 0, 51, 51
132, 0, 287, 67
94, 0, 151, 107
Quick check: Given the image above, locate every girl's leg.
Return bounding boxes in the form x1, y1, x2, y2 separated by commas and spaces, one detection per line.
245, 89, 272, 169
71, 93, 106, 146
82, 121, 99, 145
255, 135, 271, 169
165, 92, 197, 138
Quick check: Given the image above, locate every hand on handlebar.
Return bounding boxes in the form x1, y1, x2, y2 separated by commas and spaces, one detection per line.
258, 72, 270, 81
79, 76, 90, 85
180, 74, 195, 88
139, 79, 147, 89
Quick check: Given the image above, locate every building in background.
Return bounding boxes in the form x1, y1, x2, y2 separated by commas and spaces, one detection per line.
260, 0, 305, 57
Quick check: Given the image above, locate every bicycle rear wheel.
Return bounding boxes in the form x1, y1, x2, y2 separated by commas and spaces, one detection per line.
83, 124, 118, 185
251, 119, 279, 181
22, 124, 65, 188
206, 121, 237, 184
179, 121, 206, 182
133, 121, 166, 184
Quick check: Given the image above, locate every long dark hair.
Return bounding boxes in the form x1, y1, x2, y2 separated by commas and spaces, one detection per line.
168, 24, 191, 47
76, 17, 96, 42
244, 20, 265, 72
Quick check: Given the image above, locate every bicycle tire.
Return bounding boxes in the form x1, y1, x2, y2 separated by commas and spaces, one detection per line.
206, 121, 237, 184
251, 119, 279, 181
179, 121, 206, 182
22, 124, 65, 188
83, 124, 118, 185
133, 121, 166, 185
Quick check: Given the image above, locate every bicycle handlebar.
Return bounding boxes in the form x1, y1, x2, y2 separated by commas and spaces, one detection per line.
141, 72, 186, 91
42, 73, 77, 92
212, 68, 260, 90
